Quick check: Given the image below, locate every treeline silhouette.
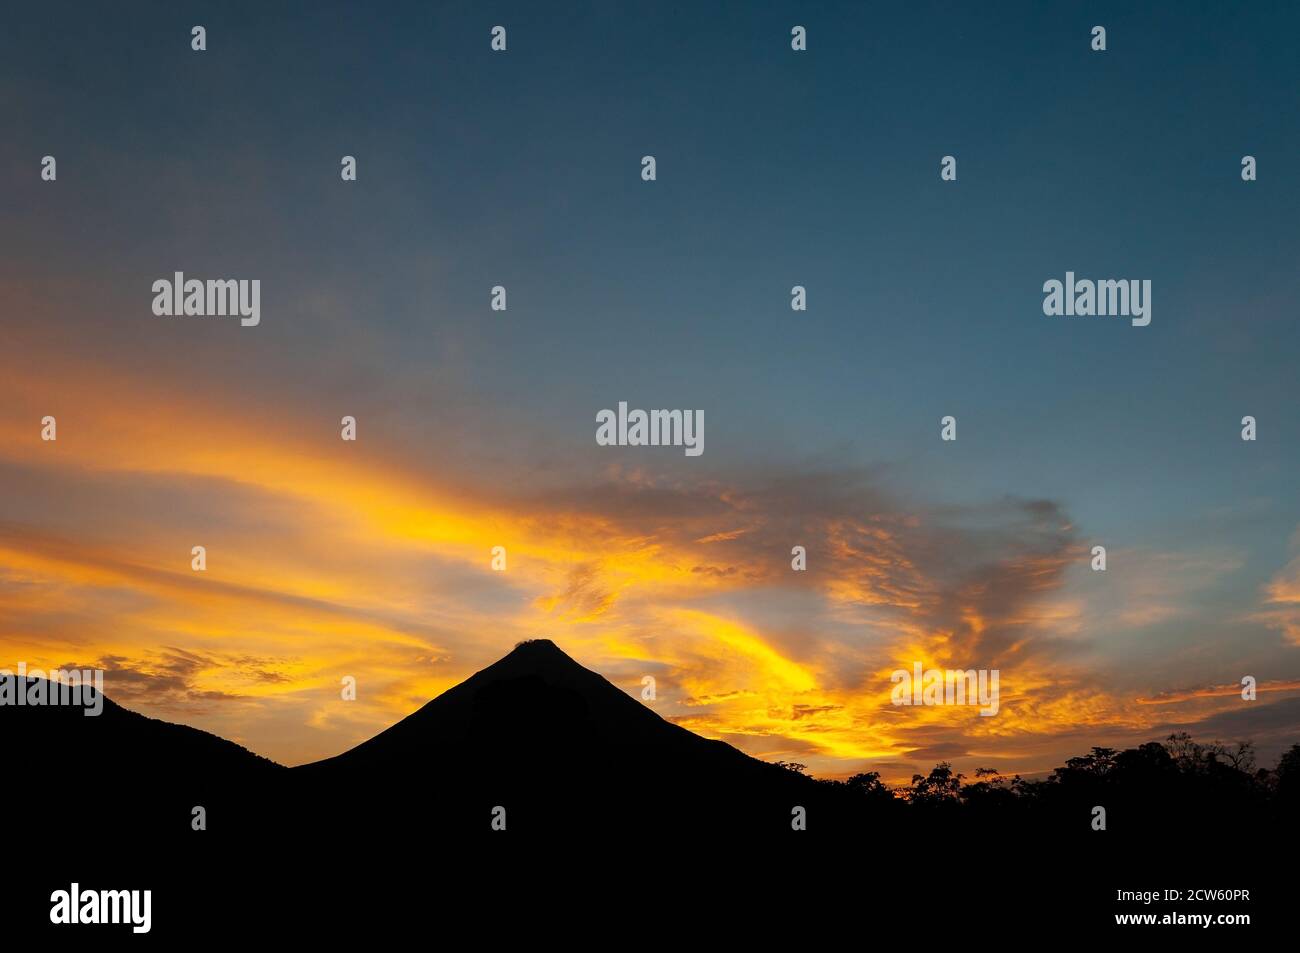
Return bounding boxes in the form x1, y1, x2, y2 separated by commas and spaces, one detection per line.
782, 732, 1300, 838
5, 639, 1297, 845
10, 644, 1289, 935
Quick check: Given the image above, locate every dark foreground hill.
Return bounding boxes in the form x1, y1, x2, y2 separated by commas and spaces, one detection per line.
5, 639, 1297, 844
3, 640, 823, 840
2, 675, 282, 836
4, 640, 1294, 936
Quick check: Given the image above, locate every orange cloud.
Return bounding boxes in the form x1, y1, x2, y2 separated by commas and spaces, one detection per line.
2, 351, 1295, 779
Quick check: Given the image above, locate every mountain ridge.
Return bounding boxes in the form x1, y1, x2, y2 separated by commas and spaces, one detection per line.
4, 639, 817, 839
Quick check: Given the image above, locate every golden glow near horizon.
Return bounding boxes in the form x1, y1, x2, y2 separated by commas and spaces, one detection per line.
2, 356, 1298, 780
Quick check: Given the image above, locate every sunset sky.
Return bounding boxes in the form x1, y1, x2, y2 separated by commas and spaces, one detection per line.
4, 2, 1300, 783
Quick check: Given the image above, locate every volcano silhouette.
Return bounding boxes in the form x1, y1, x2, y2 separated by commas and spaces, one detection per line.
6, 635, 1291, 933
307, 638, 772, 769
289, 638, 816, 835
5, 640, 819, 840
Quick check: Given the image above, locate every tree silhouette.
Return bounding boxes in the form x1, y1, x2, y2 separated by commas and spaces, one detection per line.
907, 761, 964, 804
805, 733, 1299, 837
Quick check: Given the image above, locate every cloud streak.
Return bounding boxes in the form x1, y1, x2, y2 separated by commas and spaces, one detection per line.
2, 334, 1298, 778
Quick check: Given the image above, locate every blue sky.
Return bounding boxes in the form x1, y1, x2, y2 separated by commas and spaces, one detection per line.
2, 1, 1298, 776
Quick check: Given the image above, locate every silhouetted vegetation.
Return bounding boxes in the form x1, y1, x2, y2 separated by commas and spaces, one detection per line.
6, 645, 1296, 845
805, 732, 1300, 837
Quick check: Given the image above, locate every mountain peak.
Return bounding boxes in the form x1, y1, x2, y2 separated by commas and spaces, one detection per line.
508, 637, 564, 655
491, 637, 584, 676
